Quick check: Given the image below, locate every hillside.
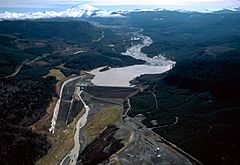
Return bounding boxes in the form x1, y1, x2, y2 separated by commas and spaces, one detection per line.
0, 19, 143, 164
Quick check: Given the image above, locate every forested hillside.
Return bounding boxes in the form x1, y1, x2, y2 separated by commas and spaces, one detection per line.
0, 19, 142, 164
126, 10, 240, 165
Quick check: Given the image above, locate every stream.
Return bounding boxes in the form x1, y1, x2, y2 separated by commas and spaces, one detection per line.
60, 90, 90, 165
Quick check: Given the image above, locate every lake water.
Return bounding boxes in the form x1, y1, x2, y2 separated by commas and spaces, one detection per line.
90, 31, 175, 87
89, 64, 172, 86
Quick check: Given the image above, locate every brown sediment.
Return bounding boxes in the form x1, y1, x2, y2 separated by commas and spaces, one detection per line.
31, 96, 58, 133
33, 74, 83, 164
108, 154, 121, 165
36, 108, 86, 165
55, 74, 78, 95
44, 69, 66, 81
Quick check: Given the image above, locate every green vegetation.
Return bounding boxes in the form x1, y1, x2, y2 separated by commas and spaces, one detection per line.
0, 19, 143, 164
0, 20, 102, 43
0, 45, 37, 77
64, 51, 143, 71
85, 106, 121, 142
128, 92, 155, 116
130, 75, 240, 165
127, 11, 240, 61
0, 77, 56, 164
0, 20, 144, 78
130, 51, 240, 164
1, 9, 240, 165
166, 51, 240, 98
121, 10, 240, 165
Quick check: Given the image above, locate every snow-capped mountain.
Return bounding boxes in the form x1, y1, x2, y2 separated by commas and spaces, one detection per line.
127, 6, 239, 13
64, 4, 100, 17
0, 4, 239, 21
174, 7, 239, 13
0, 4, 123, 21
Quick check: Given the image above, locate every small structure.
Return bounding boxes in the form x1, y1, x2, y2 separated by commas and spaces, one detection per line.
76, 83, 87, 91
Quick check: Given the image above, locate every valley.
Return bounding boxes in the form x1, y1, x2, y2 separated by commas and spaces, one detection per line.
1, 5, 240, 165
34, 31, 197, 165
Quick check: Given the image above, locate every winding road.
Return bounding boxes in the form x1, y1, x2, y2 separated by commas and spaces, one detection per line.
4, 56, 42, 79
151, 83, 179, 128
92, 30, 105, 43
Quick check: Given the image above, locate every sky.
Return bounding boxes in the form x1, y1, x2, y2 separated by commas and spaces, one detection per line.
0, 0, 240, 11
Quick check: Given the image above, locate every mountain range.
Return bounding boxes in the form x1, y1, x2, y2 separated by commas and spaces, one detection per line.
0, 4, 123, 21
0, 4, 239, 21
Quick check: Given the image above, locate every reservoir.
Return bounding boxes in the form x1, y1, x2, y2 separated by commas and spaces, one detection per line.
90, 31, 175, 87
89, 64, 172, 86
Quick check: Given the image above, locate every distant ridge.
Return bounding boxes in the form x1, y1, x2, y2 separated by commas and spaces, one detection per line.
0, 4, 123, 21
0, 4, 239, 21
